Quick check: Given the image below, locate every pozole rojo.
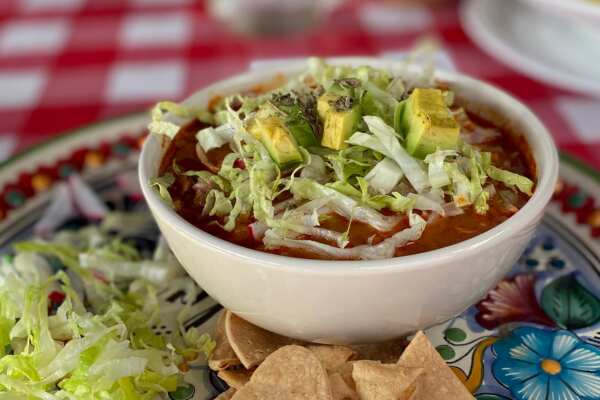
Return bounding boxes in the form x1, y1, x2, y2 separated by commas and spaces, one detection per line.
148, 59, 535, 260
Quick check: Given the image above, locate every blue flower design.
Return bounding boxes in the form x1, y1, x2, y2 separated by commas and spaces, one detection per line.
492, 327, 600, 400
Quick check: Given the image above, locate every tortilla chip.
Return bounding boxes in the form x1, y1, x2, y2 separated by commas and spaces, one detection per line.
329, 372, 359, 400
334, 362, 356, 391
352, 360, 423, 400
209, 311, 241, 371
308, 345, 357, 371
218, 368, 253, 390
225, 311, 300, 369
216, 388, 236, 400
231, 345, 332, 400
397, 331, 474, 400
351, 338, 408, 363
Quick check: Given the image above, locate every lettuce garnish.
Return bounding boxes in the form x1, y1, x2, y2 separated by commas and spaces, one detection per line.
148, 58, 536, 260
0, 220, 215, 398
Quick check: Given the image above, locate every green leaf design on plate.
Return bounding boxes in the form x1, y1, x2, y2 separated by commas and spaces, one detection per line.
169, 383, 195, 400
541, 274, 600, 329
436, 345, 455, 360
444, 327, 467, 343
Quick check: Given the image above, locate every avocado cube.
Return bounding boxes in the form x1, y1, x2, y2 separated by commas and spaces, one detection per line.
267, 97, 318, 148
275, 103, 318, 147
402, 88, 459, 158
317, 94, 362, 151
317, 93, 336, 118
286, 117, 318, 148
247, 116, 303, 168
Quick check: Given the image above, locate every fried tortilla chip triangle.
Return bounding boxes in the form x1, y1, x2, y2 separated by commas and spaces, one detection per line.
352, 360, 423, 400
335, 362, 356, 390
396, 331, 474, 400
218, 368, 252, 390
329, 371, 359, 400
225, 311, 300, 369
351, 338, 408, 364
209, 311, 241, 371
308, 344, 357, 371
231, 345, 333, 400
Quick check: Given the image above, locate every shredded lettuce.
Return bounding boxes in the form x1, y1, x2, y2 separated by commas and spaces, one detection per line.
353, 65, 392, 90
196, 124, 236, 153
357, 116, 429, 192
325, 146, 378, 183
346, 131, 388, 155
149, 174, 175, 206
486, 165, 534, 196
306, 57, 355, 90
474, 190, 490, 214
248, 158, 279, 228
78, 253, 184, 285
360, 91, 390, 124
387, 77, 406, 100
147, 103, 182, 139
409, 193, 444, 215
326, 180, 414, 213
148, 101, 213, 140
264, 214, 426, 260
362, 81, 397, 109
0, 205, 217, 398
291, 178, 401, 232
365, 158, 404, 195
300, 153, 328, 183
371, 192, 415, 213
202, 190, 233, 217
424, 150, 456, 189
183, 170, 230, 193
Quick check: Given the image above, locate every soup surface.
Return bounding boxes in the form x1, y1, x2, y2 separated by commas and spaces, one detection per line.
149, 60, 536, 260
159, 114, 534, 259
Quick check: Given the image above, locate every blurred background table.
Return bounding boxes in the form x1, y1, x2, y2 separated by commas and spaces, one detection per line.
0, 0, 599, 168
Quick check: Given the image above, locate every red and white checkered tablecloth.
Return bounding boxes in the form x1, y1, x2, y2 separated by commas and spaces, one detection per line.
1, 0, 599, 169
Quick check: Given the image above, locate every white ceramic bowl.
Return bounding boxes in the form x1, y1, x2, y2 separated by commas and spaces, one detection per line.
140, 57, 558, 344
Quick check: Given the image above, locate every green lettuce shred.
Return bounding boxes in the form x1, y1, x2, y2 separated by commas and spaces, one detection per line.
0, 219, 216, 398
486, 165, 534, 196
149, 174, 175, 206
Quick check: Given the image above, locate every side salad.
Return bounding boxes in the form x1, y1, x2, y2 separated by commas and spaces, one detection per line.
0, 177, 214, 399
149, 58, 535, 260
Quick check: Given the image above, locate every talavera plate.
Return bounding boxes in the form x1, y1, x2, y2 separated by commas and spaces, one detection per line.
1, 114, 599, 400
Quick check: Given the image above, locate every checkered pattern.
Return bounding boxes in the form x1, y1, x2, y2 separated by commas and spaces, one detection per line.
0, 0, 599, 168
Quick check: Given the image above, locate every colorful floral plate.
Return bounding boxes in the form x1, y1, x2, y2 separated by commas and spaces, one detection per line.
1, 115, 599, 400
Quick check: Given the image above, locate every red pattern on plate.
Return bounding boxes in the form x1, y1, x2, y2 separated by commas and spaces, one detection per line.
554, 179, 600, 237
0, 131, 145, 221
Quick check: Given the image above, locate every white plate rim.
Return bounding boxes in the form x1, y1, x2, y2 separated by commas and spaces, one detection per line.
460, 0, 600, 98
523, 0, 600, 20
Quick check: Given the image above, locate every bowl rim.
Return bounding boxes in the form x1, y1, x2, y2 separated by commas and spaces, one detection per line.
522, 0, 600, 21
139, 56, 559, 276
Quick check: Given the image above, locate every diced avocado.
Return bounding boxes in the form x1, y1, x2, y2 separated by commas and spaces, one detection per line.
317, 93, 362, 150
317, 93, 336, 117
401, 88, 460, 158
269, 94, 319, 148
247, 115, 303, 168
274, 103, 318, 147
286, 116, 318, 147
